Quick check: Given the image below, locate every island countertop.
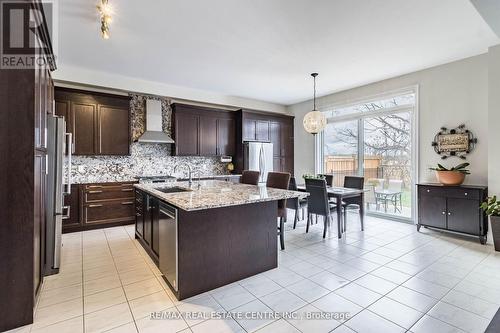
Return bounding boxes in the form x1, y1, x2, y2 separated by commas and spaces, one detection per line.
134, 180, 308, 211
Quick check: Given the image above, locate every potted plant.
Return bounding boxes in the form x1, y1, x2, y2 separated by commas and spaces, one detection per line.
429, 162, 470, 185
481, 196, 500, 251
302, 174, 325, 180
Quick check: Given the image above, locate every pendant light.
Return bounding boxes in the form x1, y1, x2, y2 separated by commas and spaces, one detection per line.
303, 73, 327, 135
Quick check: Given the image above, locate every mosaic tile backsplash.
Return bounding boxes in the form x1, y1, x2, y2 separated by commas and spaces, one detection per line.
68, 94, 228, 184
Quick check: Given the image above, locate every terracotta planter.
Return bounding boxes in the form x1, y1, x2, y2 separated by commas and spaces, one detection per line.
435, 171, 466, 185
491, 216, 500, 252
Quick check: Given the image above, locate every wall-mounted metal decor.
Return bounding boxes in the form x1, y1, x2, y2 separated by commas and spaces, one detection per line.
432, 124, 477, 159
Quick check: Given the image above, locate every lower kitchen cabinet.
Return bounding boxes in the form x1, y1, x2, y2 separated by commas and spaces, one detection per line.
135, 189, 160, 262
417, 183, 488, 244
62, 182, 136, 233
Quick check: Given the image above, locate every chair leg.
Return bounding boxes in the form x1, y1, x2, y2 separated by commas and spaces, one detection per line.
343, 209, 347, 232
323, 215, 328, 238
306, 213, 311, 233
279, 217, 285, 250
293, 209, 298, 229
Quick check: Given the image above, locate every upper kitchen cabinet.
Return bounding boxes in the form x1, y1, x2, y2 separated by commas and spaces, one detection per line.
54, 88, 131, 156
172, 103, 236, 157
236, 110, 294, 175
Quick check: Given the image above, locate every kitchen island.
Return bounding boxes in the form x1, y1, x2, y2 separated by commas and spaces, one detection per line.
134, 180, 307, 300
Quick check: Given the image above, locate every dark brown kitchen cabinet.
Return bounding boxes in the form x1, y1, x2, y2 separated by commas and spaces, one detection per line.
242, 117, 270, 142
55, 88, 130, 156
172, 103, 236, 157
417, 183, 488, 244
62, 182, 136, 233
135, 190, 160, 262
0, 2, 55, 330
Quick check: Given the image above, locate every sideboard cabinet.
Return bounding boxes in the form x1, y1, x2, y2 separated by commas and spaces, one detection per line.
417, 183, 488, 244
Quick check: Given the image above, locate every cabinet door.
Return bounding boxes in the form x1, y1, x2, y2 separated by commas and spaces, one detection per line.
273, 157, 283, 172
34, 152, 46, 295
72, 102, 97, 155
243, 119, 257, 141
62, 185, 81, 229
175, 113, 199, 155
281, 121, 293, 157
135, 192, 144, 238
256, 120, 270, 142
217, 118, 235, 156
84, 201, 135, 225
282, 156, 294, 175
447, 198, 481, 235
270, 122, 281, 157
199, 116, 218, 156
418, 195, 446, 228
98, 105, 130, 155
143, 195, 153, 246
152, 200, 160, 257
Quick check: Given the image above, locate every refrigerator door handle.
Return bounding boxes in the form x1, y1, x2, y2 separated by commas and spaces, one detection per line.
62, 206, 71, 220
64, 133, 72, 195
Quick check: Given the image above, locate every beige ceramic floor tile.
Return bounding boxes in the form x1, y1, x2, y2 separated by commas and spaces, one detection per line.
128, 291, 175, 320
38, 283, 83, 308
103, 322, 138, 333
31, 316, 83, 333
119, 267, 155, 286
135, 309, 188, 333
84, 287, 127, 314
84, 303, 133, 333
123, 277, 163, 301
33, 297, 83, 329
84, 274, 122, 296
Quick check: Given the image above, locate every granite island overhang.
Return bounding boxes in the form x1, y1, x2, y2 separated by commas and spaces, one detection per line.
133, 180, 308, 300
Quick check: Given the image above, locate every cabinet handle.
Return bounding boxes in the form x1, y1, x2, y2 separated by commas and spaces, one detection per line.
88, 185, 103, 189
121, 188, 133, 192
122, 201, 134, 205
88, 190, 103, 194
88, 204, 103, 208
448, 212, 451, 216
442, 211, 446, 215
427, 189, 430, 193
464, 192, 468, 196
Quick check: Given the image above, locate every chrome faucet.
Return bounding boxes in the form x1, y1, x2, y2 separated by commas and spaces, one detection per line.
174, 163, 193, 187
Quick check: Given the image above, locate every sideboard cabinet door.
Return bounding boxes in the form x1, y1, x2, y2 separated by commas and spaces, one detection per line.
447, 198, 481, 235
419, 195, 446, 229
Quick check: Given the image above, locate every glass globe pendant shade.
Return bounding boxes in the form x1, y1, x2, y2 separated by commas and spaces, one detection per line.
303, 110, 326, 134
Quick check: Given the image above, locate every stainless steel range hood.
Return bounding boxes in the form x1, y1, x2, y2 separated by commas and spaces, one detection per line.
137, 99, 175, 144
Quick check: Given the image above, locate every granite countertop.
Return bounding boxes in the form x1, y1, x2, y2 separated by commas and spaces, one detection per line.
71, 174, 241, 184
134, 180, 308, 211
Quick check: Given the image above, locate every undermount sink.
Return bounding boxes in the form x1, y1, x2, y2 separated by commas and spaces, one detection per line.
154, 186, 191, 194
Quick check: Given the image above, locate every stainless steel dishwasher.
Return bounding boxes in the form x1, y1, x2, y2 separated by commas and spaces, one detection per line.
158, 201, 178, 292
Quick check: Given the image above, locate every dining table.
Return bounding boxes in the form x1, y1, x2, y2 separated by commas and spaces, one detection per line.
296, 184, 367, 238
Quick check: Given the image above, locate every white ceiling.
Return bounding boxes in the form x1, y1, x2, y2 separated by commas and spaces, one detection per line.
56, 0, 499, 105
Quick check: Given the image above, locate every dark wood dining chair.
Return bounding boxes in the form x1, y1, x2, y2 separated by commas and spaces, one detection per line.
267, 172, 291, 250
287, 177, 308, 229
241, 170, 260, 185
343, 176, 365, 232
319, 174, 334, 186
305, 178, 340, 238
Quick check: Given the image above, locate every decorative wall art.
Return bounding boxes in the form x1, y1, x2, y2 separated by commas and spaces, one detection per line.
432, 124, 477, 159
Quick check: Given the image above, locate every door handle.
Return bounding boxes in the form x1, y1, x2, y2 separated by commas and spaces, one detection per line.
62, 206, 71, 220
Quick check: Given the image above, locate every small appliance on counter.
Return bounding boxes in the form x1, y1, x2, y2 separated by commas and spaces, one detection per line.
44, 115, 72, 276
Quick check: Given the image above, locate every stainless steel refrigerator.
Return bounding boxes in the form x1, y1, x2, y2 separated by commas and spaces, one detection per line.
243, 142, 274, 184
44, 115, 72, 276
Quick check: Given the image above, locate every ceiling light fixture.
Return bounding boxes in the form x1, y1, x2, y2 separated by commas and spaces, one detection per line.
97, 0, 112, 39
303, 73, 326, 135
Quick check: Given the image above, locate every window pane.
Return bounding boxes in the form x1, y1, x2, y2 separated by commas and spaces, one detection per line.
323, 120, 358, 186
323, 93, 415, 118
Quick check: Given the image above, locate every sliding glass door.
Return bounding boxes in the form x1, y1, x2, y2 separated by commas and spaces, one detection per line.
320, 90, 417, 222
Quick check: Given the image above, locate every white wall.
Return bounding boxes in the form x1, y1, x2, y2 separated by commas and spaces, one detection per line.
488, 45, 500, 195
288, 54, 490, 186
53, 65, 287, 114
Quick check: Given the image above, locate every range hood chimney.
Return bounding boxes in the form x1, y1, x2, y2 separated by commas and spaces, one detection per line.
137, 99, 175, 144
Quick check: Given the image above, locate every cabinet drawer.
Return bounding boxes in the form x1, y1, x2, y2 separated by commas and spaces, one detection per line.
418, 186, 445, 197
85, 187, 134, 202
445, 188, 480, 200
84, 201, 135, 224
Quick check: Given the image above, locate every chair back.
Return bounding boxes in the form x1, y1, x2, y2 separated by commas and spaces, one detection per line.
319, 174, 334, 186
388, 179, 403, 192
344, 176, 365, 189
287, 177, 298, 209
241, 170, 260, 185
305, 178, 330, 216
267, 172, 291, 211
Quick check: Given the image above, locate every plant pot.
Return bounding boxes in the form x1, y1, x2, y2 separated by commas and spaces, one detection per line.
491, 216, 500, 252
435, 171, 466, 185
